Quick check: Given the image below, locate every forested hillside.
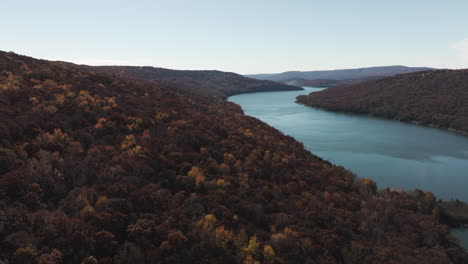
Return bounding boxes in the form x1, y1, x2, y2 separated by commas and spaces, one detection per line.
296, 70, 468, 134
73, 65, 302, 98
0, 51, 466, 263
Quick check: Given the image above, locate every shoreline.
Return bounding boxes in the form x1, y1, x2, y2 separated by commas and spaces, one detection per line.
295, 100, 468, 138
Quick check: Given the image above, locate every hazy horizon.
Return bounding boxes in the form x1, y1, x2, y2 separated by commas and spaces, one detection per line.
2, 0, 468, 74
0, 50, 438, 75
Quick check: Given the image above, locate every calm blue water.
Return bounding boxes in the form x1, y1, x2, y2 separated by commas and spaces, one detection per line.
229, 86, 468, 248
229, 87, 468, 201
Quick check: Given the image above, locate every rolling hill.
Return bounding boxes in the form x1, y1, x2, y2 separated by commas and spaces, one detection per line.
296, 69, 468, 134
0, 51, 466, 263
71, 65, 303, 98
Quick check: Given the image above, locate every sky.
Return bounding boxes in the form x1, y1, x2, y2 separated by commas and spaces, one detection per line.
1, 0, 468, 74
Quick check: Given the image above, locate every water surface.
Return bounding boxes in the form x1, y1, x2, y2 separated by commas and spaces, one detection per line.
230, 86, 468, 248
229, 87, 468, 202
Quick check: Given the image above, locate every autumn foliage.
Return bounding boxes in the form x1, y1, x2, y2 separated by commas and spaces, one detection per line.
0, 51, 466, 263
296, 69, 468, 134
72, 65, 303, 98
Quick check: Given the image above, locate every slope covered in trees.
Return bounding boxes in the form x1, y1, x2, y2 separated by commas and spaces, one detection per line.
0, 51, 466, 263
72, 65, 302, 98
296, 69, 468, 134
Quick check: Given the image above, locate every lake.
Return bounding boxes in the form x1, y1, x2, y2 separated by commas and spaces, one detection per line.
229, 87, 468, 201
229, 87, 468, 249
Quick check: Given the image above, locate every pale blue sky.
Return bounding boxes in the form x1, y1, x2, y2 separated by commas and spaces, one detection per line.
2, 0, 468, 74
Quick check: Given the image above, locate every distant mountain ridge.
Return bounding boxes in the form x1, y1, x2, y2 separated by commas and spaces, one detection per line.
70, 65, 303, 98
282, 76, 385, 87
247, 66, 434, 83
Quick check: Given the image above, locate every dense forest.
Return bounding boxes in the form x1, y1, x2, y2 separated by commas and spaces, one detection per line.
297, 69, 468, 134
71, 65, 302, 98
0, 51, 466, 263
